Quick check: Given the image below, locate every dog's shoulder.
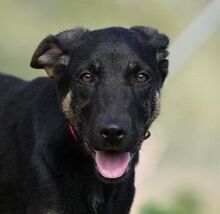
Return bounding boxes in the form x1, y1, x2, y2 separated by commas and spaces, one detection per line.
0, 73, 55, 123
0, 72, 25, 96
0, 73, 52, 99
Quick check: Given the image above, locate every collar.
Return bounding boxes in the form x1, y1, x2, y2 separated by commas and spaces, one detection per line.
68, 123, 78, 143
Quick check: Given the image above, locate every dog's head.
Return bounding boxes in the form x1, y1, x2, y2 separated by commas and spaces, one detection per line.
30, 27, 169, 182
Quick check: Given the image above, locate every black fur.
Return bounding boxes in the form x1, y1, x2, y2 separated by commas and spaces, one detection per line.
0, 26, 169, 214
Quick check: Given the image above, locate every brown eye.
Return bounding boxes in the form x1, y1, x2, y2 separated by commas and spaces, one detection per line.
135, 73, 149, 83
80, 73, 93, 83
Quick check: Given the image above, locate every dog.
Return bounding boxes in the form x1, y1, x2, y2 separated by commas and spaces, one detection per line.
0, 26, 169, 214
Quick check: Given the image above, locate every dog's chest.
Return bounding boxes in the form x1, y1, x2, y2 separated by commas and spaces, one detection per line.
47, 211, 57, 214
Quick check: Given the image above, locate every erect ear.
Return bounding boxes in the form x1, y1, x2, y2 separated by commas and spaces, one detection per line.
131, 26, 169, 81
30, 28, 88, 78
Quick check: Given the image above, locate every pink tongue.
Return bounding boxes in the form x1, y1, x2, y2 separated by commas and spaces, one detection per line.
95, 151, 130, 179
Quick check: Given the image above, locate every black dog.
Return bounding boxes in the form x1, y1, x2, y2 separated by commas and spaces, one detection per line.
0, 26, 169, 214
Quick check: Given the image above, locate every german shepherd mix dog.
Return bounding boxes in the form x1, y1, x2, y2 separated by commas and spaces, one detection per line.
0, 27, 169, 214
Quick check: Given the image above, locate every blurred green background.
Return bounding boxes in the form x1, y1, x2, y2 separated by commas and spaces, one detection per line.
0, 0, 219, 213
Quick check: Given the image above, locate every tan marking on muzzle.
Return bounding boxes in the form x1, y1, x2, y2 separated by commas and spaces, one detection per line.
153, 91, 161, 119
148, 91, 161, 126
61, 90, 74, 121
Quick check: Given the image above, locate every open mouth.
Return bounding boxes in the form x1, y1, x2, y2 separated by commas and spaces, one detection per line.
95, 150, 132, 179
83, 140, 141, 180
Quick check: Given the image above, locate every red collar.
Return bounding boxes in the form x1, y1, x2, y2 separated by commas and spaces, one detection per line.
68, 123, 78, 143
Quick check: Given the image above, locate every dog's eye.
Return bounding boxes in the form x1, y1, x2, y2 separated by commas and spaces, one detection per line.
80, 73, 93, 83
135, 73, 149, 83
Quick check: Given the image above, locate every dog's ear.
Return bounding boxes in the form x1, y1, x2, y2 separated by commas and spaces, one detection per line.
131, 26, 169, 81
30, 28, 88, 78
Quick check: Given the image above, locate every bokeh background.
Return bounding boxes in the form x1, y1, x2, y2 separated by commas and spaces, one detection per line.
0, 0, 219, 213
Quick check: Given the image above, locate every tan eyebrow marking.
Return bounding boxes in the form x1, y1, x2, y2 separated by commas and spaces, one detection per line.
128, 61, 139, 71
90, 61, 101, 71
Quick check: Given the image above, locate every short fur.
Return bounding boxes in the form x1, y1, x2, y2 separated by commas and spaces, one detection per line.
0, 26, 169, 214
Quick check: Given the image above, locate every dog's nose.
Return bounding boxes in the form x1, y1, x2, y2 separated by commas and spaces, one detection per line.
100, 124, 126, 143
